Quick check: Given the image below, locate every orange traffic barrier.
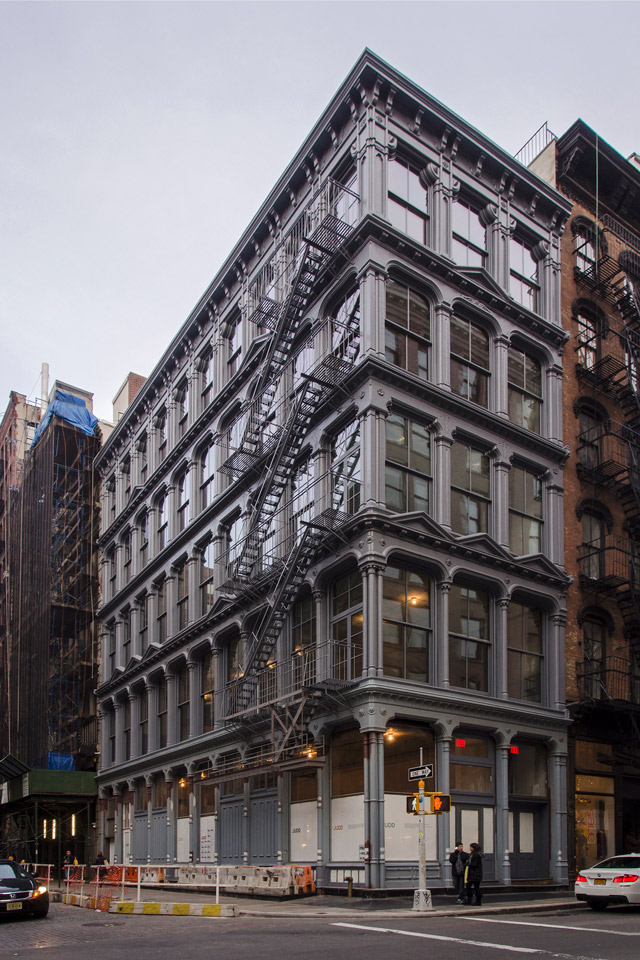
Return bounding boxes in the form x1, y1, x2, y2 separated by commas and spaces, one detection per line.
293, 865, 316, 894
125, 866, 138, 883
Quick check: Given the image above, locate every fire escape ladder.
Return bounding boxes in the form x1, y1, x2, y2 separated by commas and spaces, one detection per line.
220, 206, 354, 482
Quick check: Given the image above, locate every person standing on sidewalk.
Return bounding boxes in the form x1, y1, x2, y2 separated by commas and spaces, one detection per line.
449, 841, 469, 903
464, 842, 483, 905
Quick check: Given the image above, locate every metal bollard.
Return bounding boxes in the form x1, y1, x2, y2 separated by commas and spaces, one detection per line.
346, 876, 353, 898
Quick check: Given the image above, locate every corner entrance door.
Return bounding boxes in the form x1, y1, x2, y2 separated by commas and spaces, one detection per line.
509, 804, 547, 879
452, 804, 494, 881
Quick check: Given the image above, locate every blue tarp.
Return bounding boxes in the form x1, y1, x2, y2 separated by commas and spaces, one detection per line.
32, 390, 99, 447
47, 752, 76, 771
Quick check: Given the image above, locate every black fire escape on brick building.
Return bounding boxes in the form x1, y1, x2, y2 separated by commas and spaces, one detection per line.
206, 177, 361, 766
573, 214, 640, 712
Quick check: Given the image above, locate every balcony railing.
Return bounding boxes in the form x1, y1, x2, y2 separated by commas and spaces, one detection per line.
576, 655, 640, 705
578, 534, 635, 589
223, 638, 363, 720
576, 419, 638, 487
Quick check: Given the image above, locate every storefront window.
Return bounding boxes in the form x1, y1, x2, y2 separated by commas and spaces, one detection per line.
291, 770, 317, 803
575, 784, 614, 871
450, 735, 493, 794
383, 725, 435, 793
509, 742, 547, 797
331, 728, 363, 797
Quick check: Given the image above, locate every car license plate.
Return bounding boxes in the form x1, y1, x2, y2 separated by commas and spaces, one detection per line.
6, 902, 22, 911
594, 878, 606, 885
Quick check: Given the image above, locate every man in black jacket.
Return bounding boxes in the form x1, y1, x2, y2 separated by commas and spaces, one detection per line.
449, 842, 469, 903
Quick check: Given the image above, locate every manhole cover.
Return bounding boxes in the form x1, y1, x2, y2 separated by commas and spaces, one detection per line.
82, 921, 125, 927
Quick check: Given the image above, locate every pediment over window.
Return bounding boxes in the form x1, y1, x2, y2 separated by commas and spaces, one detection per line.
455, 266, 508, 299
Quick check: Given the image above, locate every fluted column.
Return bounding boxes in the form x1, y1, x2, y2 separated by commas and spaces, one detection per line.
165, 778, 175, 863
433, 303, 452, 390
494, 334, 510, 419
548, 741, 569, 883
187, 661, 198, 738
496, 598, 510, 700
436, 580, 451, 688
434, 433, 453, 530
113, 702, 123, 766
495, 738, 512, 886
435, 733, 452, 880
166, 672, 177, 747
493, 455, 512, 550
546, 363, 563, 443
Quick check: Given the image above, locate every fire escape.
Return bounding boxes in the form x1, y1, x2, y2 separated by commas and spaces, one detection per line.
574, 214, 640, 706
216, 177, 361, 760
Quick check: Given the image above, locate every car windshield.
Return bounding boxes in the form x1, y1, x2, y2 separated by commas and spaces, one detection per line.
0, 864, 19, 880
592, 856, 640, 869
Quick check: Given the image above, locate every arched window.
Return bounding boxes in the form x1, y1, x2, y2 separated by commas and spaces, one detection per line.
574, 301, 606, 371
138, 510, 149, 567
176, 470, 189, 532
451, 440, 490, 535
385, 412, 431, 514
449, 584, 490, 692
387, 156, 428, 244
452, 198, 487, 267
156, 492, 168, 550
581, 615, 607, 699
201, 649, 215, 734
176, 662, 189, 741
331, 420, 360, 515
450, 314, 490, 407
509, 465, 543, 555
331, 570, 363, 681
200, 541, 215, 616
200, 442, 215, 508
382, 565, 431, 682
580, 509, 607, 581
331, 288, 360, 361
507, 601, 543, 702
385, 280, 430, 380
509, 236, 539, 312
508, 344, 542, 433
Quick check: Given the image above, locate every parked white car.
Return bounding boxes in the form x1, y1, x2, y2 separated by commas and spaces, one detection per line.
575, 855, 640, 909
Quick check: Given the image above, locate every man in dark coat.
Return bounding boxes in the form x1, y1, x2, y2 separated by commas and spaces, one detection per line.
449, 841, 469, 903
464, 842, 483, 905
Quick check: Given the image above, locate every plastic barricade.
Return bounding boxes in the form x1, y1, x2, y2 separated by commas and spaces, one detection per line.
293, 865, 316, 894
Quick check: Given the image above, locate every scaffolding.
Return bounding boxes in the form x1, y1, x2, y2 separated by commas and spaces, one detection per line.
7, 414, 100, 771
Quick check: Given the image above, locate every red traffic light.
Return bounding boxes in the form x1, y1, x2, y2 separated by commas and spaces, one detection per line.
430, 793, 451, 813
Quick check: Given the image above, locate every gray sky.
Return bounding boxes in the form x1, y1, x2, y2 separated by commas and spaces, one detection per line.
2, 0, 639, 422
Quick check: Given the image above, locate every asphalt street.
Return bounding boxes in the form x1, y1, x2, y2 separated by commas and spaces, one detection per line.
1, 904, 639, 960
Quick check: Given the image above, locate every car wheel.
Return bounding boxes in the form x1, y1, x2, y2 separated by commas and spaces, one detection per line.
33, 906, 49, 919
588, 901, 608, 911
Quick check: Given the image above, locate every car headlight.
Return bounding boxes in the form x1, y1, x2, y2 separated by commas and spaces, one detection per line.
34, 886, 48, 896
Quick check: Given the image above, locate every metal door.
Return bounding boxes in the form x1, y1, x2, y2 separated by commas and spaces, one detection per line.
219, 800, 244, 863
453, 804, 495, 880
249, 794, 278, 864
509, 804, 547, 879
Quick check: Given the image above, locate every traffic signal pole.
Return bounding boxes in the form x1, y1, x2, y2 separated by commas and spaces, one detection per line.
418, 778, 426, 894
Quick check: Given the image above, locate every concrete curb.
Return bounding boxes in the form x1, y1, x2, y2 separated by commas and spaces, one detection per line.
233, 900, 582, 919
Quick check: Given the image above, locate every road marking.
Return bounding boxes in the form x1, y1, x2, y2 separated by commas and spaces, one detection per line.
460, 917, 640, 937
332, 922, 542, 953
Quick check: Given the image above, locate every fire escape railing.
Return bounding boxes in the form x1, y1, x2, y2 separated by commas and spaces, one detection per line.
223, 638, 362, 720
576, 655, 640, 705
214, 178, 360, 721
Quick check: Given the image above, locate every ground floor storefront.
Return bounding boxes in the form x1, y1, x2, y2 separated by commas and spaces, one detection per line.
99, 712, 568, 889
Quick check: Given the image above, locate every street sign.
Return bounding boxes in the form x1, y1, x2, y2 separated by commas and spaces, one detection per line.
408, 764, 433, 781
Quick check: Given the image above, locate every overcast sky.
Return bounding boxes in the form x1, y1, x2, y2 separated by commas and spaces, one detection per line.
2, 0, 639, 423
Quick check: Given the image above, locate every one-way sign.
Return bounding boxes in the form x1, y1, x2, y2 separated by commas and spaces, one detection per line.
408, 764, 433, 780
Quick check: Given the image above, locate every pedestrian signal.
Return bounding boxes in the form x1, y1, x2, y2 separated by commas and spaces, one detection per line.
406, 794, 419, 814
430, 793, 451, 813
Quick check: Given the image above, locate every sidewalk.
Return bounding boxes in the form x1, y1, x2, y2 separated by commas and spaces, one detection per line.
51, 883, 581, 919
